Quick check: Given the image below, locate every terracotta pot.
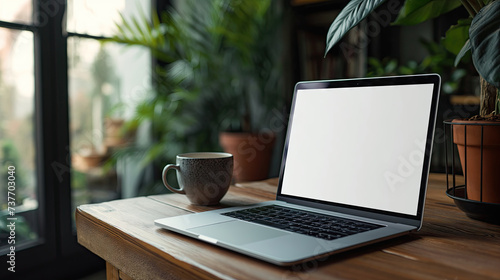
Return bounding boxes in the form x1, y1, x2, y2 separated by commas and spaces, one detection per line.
219, 132, 276, 182
73, 152, 108, 171
452, 119, 500, 203
104, 118, 135, 147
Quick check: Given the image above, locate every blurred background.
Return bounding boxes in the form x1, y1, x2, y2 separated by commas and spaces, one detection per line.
0, 0, 480, 279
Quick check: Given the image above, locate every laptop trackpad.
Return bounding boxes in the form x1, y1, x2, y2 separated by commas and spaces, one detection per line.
189, 220, 289, 245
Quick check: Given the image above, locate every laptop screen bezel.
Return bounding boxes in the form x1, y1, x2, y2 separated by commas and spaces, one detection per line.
276, 74, 441, 228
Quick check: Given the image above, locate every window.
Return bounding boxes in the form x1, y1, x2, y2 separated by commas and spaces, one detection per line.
0, 0, 32, 24
0, 0, 40, 256
0, 1, 155, 278
66, 0, 151, 226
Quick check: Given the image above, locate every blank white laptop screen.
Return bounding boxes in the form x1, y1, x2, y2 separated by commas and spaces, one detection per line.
280, 84, 435, 216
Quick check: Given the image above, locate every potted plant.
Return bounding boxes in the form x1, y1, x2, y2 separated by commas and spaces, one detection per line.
108, 0, 284, 184
206, 0, 284, 182
324, 0, 500, 204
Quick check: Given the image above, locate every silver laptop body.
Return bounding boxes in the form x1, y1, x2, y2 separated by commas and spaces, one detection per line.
155, 74, 441, 265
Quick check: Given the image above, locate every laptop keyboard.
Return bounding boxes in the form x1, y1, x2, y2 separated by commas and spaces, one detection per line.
222, 205, 384, 241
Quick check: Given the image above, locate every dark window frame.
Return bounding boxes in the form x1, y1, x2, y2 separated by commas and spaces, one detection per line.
0, 0, 169, 278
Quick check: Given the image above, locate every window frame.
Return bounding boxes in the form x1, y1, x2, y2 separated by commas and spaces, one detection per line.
0, 0, 164, 278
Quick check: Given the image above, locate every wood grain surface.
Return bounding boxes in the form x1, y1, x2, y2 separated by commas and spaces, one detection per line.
76, 174, 500, 280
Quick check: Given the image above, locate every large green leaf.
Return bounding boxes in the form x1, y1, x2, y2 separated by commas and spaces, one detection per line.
393, 0, 462, 25
442, 18, 471, 55
325, 0, 386, 56
469, 0, 500, 88
454, 39, 471, 66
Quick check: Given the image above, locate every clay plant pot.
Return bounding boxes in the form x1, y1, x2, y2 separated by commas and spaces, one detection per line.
72, 151, 109, 171
452, 119, 500, 203
219, 131, 276, 182
104, 118, 135, 148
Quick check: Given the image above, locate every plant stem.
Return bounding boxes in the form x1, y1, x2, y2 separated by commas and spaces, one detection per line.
496, 88, 500, 116
480, 76, 497, 116
461, 0, 477, 16
467, 0, 482, 13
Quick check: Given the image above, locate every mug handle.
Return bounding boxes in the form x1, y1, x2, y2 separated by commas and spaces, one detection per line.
162, 164, 186, 194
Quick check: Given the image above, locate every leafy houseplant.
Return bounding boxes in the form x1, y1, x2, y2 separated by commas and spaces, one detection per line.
325, 0, 499, 114
366, 38, 469, 94
108, 0, 284, 185
324, 0, 500, 206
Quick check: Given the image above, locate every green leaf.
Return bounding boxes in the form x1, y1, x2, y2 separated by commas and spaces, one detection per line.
368, 57, 383, 68
469, 1, 500, 88
119, 13, 135, 37
454, 39, 471, 66
131, 16, 148, 43
325, 0, 387, 56
442, 18, 471, 55
142, 143, 165, 167
393, 0, 462, 26
385, 59, 398, 73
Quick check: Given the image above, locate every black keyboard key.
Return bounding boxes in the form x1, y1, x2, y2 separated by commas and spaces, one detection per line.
222, 205, 384, 240
250, 218, 288, 229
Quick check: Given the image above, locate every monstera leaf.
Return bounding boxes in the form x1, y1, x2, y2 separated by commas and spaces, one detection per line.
325, 0, 386, 56
469, 1, 500, 88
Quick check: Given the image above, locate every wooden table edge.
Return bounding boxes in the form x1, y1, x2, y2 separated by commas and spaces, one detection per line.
75, 174, 500, 280
75, 200, 229, 280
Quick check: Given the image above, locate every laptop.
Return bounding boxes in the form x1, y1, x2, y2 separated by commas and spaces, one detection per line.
155, 74, 441, 266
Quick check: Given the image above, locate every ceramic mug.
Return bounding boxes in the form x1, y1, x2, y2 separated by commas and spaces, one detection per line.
162, 152, 233, 205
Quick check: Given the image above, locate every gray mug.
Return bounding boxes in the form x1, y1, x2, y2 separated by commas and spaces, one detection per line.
162, 152, 233, 205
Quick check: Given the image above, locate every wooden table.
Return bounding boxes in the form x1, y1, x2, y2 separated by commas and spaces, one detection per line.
76, 174, 500, 280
